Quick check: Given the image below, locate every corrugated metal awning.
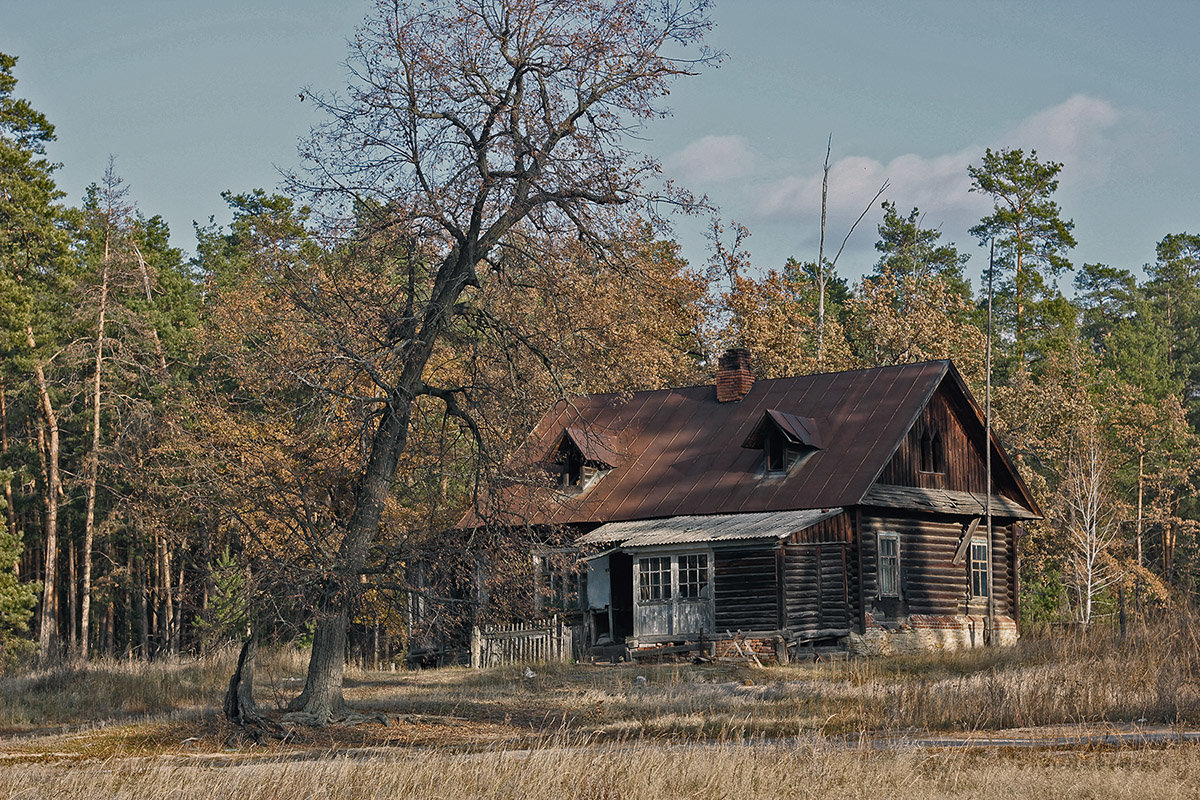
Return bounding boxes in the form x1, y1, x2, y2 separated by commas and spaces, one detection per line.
578, 508, 843, 549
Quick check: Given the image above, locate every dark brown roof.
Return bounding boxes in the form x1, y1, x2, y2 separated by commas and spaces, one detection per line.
560, 426, 623, 467
742, 409, 825, 450
478, 360, 1000, 527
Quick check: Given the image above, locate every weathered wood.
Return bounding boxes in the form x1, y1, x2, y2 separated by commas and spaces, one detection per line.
715, 549, 778, 631
472, 616, 572, 667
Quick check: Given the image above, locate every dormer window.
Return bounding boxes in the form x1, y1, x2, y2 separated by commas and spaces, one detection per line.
743, 409, 823, 476
766, 428, 790, 473
549, 426, 620, 493
920, 428, 945, 474
558, 438, 585, 488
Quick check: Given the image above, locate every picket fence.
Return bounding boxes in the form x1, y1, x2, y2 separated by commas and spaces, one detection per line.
469, 616, 574, 667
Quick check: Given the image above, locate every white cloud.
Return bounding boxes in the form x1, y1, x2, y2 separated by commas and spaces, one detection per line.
747, 95, 1137, 259
1006, 94, 1123, 185
665, 135, 756, 183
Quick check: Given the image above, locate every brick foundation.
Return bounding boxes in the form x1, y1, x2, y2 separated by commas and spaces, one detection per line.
848, 614, 1018, 656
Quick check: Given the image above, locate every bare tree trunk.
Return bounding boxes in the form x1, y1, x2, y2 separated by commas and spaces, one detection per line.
160, 538, 175, 656
1136, 449, 1145, 567
288, 387, 415, 722
126, 543, 135, 659
172, 549, 184, 655
137, 552, 150, 659
67, 538, 77, 653
288, 608, 349, 721
131, 243, 170, 377
816, 135, 830, 367
29, 325, 62, 662
80, 256, 109, 661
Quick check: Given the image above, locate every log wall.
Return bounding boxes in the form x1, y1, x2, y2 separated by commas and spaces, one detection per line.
782, 542, 855, 632
859, 514, 1015, 619
713, 547, 780, 631
878, 387, 1024, 502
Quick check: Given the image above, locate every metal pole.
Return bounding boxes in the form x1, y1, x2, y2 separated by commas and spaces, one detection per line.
986, 239, 995, 640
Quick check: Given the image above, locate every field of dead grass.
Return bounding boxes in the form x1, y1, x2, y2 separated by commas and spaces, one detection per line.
1, 617, 1199, 798
3, 737, 1200, 800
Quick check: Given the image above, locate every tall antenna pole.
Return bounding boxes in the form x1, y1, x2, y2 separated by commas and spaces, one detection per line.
986, 238, 995, 640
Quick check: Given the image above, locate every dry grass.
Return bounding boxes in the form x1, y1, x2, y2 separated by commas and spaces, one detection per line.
323, 615, 1200, 741
4, 616, 1200, 743
3, 620, 1200, 798
0, 646, 310, 732
1, 738, 1199, 800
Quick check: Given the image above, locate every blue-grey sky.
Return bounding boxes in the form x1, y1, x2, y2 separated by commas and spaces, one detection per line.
4, 1, 1198, 290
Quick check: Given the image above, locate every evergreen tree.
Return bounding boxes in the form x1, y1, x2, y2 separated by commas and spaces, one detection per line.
0, 472, 37, 669
872, 201, 971, 300
968, 148, 1076, 358
0, 51, 75, 661
1074, 262, 1139, 352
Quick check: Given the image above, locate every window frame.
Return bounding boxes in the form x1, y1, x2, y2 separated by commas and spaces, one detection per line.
533, 549, 586, 613
638, 555, 673, 602
637, 552, 712, 604
677, 553, 709, 599
969, 537, 990, 599
920, 428, 946, 474
877, 532, 901, 598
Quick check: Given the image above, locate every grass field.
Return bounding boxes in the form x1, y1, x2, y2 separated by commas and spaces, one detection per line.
1, 617, 1199, 798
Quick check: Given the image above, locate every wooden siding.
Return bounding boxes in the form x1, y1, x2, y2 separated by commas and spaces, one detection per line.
788, 511, 853, 544
879, 389, 986, 492
860, 515, 1015, 618
782, 542, 855, 632
714, 548, 780, 631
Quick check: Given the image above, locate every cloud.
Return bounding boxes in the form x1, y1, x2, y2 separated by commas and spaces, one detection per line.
1006, 94, 1123, 185
758, 147, 982, 225
665, 135, 756, 183
748, 95, 1137, 258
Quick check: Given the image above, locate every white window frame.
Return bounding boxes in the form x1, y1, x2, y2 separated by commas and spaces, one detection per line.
877, 532, 900, 597
969, 537, 990, 599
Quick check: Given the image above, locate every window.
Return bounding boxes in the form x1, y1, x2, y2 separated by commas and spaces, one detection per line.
970, 539, 990, 598
765, 429, 807, 474
558, 443, 584, 488
878, 533, 900, 597
535, 551, 585, 612
639, 556, 672, 601
677, 553, 709, 599
920, 428, 945, 473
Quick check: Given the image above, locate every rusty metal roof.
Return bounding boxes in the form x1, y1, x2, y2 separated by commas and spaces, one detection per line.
742, 409, 824, 450
578, 508, 843, 548
468, 360, 1038, 528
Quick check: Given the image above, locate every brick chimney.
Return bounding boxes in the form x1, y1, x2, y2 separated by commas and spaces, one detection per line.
716, 347, 755, 403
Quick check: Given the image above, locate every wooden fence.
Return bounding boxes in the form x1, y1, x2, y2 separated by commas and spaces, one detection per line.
470, 616, 574, 668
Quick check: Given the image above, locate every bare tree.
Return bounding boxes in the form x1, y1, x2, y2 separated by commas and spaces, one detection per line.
814, 136, 887, 366
1063, 419, 1120, 626
257, 0, 719, 723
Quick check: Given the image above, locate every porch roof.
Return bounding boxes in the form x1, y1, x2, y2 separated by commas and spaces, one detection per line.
577, 508, 843, 549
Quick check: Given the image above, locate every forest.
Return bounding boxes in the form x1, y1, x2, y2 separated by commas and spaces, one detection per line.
0, 0, 1197, 704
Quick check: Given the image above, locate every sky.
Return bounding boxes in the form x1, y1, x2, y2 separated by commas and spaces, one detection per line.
4, 1, 1199, 292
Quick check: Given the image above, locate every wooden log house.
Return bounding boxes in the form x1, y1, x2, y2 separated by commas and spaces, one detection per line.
471, 350, 1040, 659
